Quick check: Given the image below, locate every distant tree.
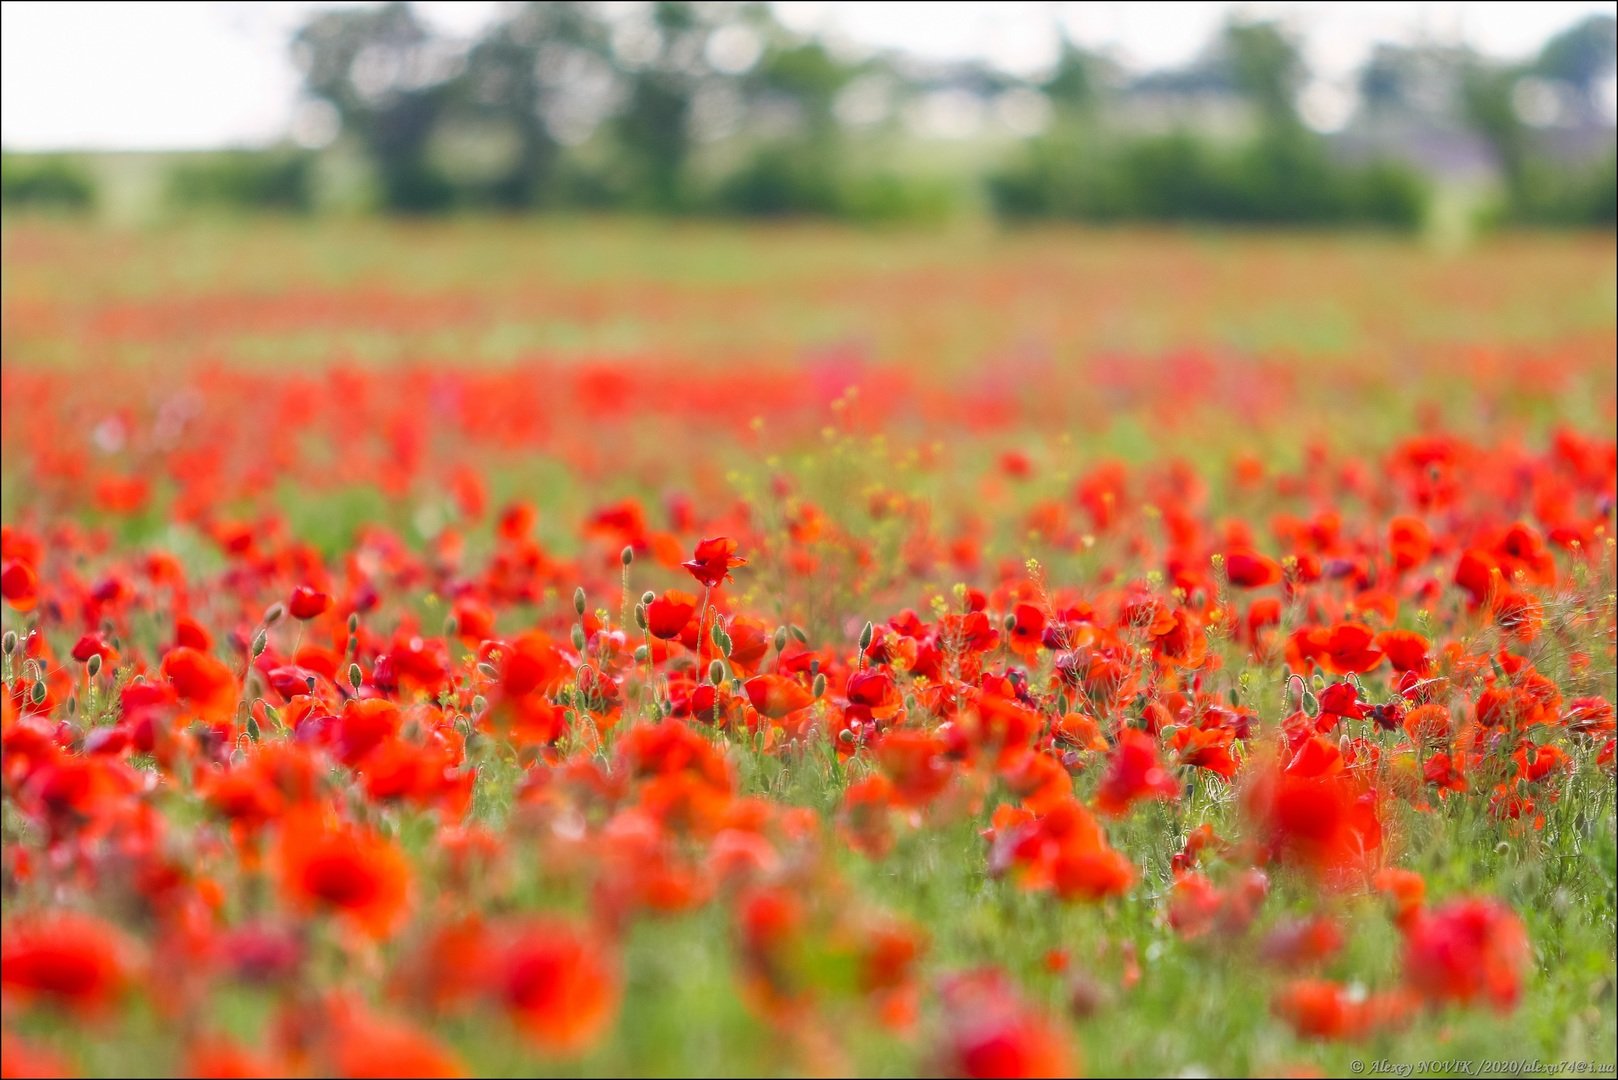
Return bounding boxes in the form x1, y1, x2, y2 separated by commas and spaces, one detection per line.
1042, 35, 1111, 116
458, 2, 610, 209
608, 1, 724, 211
1216, 18, 1306, 127
166, 150, 315, 213
1459, 60, 1530, 188
292, 2, 460, 212
1533, 14, 1617, 120
0, 155, 96, 213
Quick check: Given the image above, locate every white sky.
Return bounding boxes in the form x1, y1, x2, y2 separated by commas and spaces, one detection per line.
1, 0, 1613, 150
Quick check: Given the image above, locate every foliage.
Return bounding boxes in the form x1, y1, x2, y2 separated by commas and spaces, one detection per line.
0, 154, 96, 213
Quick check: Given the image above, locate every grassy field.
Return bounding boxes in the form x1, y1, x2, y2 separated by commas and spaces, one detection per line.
2, 220, 1615, 1077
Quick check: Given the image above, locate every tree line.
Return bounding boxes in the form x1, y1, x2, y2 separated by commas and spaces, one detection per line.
4, 3, 1613, 228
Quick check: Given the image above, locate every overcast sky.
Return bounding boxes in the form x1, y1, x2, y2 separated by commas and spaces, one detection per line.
2, 0, 1614, 150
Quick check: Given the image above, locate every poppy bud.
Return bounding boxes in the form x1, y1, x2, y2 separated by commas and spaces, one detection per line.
711, 621, 725, 646
263, 603, 285, 626
477, 662, 499, 680
773, 627, 788, 653
709, 660, 726, 686
634, 645, 650, 663
2, 630, 15, 655
859, 621, 874, 651
621, 546, 634, 567
839, 729, 855, 743
571, 625, 587, 651
812, 673, 826, 698
642, 590, 656, 605
720, 633, 733, 658
66, 695, 77, 717
1302, 691, 1320, 718
348, 663, 363, 691
790, 625, 808, 644
30, 680, 46, 705
810, 659, 821, 676
252, 631, 268, 659
86, 654, 102, 678
1003, 612, 1017, 632
305, 675, 316, 695
246, 714, 261, 742
444, 614, 458, 638
471, 694, 487, 715
348, 612, 360, 633
573, 587, 587, 616
634, 604, 648, 630
346, 635, 357, 658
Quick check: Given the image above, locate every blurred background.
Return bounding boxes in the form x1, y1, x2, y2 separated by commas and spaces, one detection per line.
2, 1, 1614, 232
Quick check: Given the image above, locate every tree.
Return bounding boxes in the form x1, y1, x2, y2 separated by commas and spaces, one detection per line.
457, 2, 611, 209
1217, 18, 1306, 127
292, 2, 461, 212
608, 2, 724, 212
1534, 14, 1617, 121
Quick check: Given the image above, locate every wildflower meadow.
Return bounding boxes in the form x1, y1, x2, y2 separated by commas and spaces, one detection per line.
1, 220, 1614, 1077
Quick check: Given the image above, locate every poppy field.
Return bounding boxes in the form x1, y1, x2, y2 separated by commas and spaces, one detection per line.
1, 220, 1615, 1078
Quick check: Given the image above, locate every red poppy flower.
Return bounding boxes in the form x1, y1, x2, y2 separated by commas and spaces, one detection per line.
1402, 898, 1529, 1012
0, 559, 38, 612
744, 674, 815, 719
645, 589, 697, 640
160, 646, 240, 724
2, 912, 134, 1013
275, 812, 412, 939
682, 536, 746, 588
1094, 729, 1179, 817
1223, 548, 1282, 588
494, 921, 620, 1055
288, 585, 331, 620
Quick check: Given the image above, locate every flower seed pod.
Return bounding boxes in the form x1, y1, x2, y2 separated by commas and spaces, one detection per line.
642, 590, 656, 606
708, 659, 726, 686
305, 675, 317, 695
790, 625, 808, 644
348, 663, 364, 691
573, 587, 587, 616
859, 621, 874, 651
1, 630, 14, 656
477, 662, 499, 680
263, 603, 285, 626
634, 644, 650, 663
571, 624, 587, 651
812, 673, 827, 698
634, 604, 648, 630
471, 694, 487, 715
620, 546, 634, 567
86, 653, 102, 679
347, 612, 360, 633
30, 680, 46, 705
720, 632, 733, 658
773, 627, 788, 653
252, 631, 268, 659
